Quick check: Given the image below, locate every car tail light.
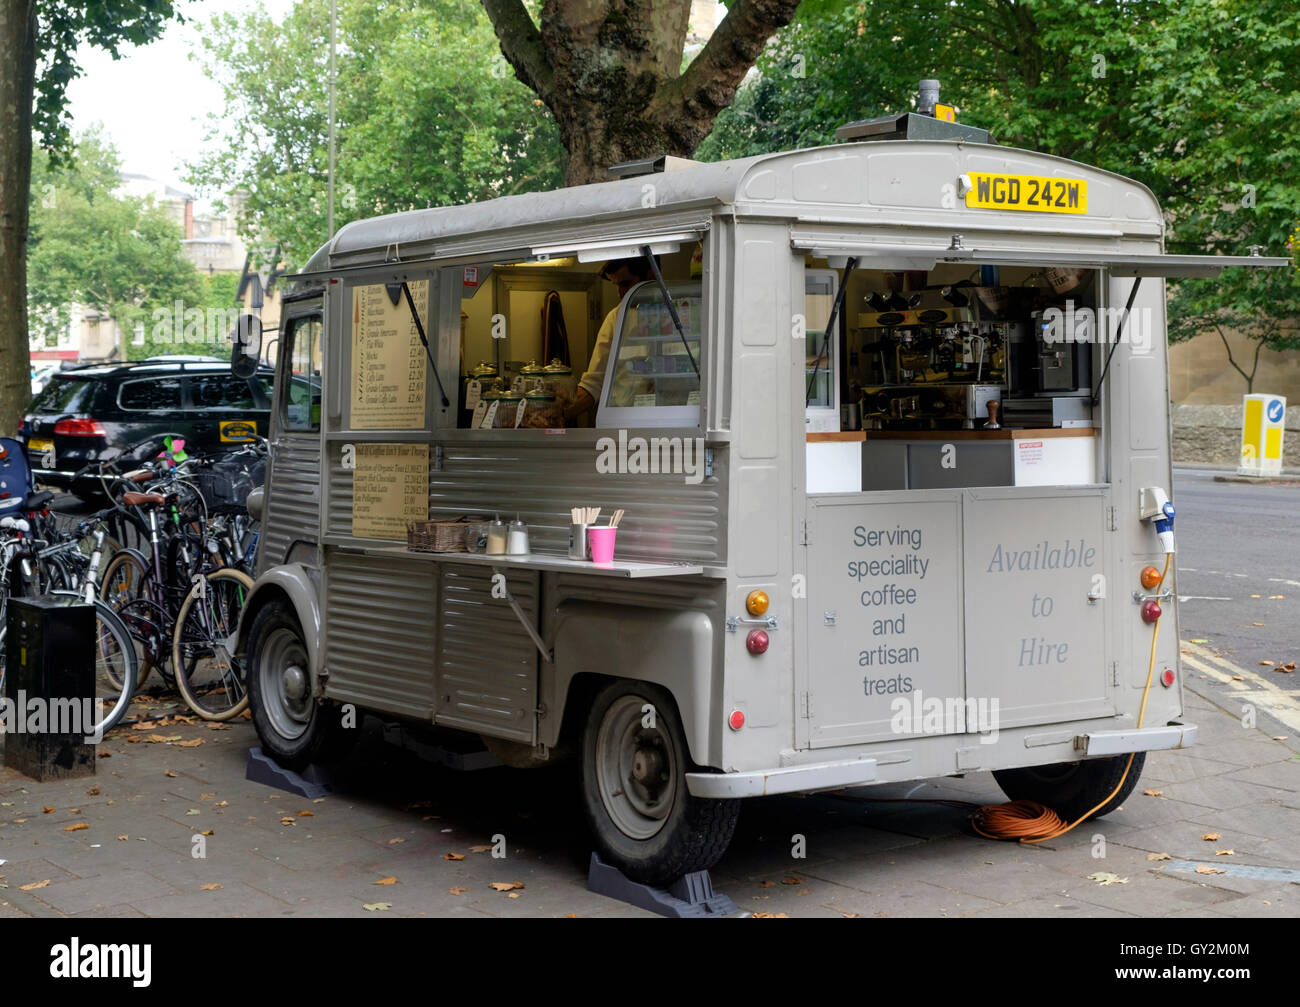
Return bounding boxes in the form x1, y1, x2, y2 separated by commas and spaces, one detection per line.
54, 418, 106, 437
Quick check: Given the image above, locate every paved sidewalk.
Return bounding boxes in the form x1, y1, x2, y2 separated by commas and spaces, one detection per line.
1, 679, 1296, 918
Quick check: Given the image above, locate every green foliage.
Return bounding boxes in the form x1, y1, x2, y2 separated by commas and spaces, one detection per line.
33, 1, 183, 159
28, 130, 206, 358
699, 0, 1300, 380
186, 0, 565, 270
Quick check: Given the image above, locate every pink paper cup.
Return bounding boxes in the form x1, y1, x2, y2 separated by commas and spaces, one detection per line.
588, 526, 617, 565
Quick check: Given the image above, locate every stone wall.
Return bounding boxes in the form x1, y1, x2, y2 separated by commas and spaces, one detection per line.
1171, 403, 1300, 467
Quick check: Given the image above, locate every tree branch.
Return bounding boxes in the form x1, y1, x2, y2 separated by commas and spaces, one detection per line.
481, 0, 555, 106
652, 0, 799, 135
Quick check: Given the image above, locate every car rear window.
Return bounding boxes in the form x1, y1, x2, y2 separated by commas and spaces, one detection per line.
190, 375, 256, 409
29, 376, 97, 414
118, 378, 183, 411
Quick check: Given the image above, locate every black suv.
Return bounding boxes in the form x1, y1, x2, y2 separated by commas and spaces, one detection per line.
23, 359, 274, 498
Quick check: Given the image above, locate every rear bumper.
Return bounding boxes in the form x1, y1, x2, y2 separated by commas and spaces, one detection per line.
685, 722, 1198, 799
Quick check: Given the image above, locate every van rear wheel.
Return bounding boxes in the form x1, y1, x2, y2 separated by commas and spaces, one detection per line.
580, 680, 739, 886
992, 752, 1145, 822
247, 600, 354, 771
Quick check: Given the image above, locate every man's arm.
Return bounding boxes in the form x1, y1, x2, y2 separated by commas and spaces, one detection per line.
565, 386, 594, 421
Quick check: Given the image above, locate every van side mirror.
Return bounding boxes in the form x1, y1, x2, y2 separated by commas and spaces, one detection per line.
231, 314, 263, 379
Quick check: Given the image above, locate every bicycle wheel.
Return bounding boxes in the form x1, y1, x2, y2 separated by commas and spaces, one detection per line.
99, 549, 153, 688
172, 567, 254, 721
42, 593, 136, 736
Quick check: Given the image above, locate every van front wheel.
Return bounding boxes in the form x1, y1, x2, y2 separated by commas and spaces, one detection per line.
247, 600, 355, 771
992, 752, 1145, 822
580, 680, 739, 887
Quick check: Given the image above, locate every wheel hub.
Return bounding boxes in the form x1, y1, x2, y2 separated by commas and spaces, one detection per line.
282, 663, 307, 701
632, 745, 664, 784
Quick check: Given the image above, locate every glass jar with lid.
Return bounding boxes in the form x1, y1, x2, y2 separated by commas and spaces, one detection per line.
493, 389, 525, 428
541, 358, 576, 410
521, 390, 563, 429
516, 360, 547, 394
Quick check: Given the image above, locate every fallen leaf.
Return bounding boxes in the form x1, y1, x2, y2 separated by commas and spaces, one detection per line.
185, 809, 200, 816
1143, 789, 1163, 797
63, 823, 89, 832
388, 838, 405, 845
490, 881, 525, 892
1279, 665, 1296, 674
13, 819, 26, 824
752, 912, 789, 918
1189, 638, 1208, 644
443, 852, 465, 861
1251, 595, 1262, 600
200, 793, 216, 801
759, 880, 776, 888
1259, 660, 1275, 666
374, 877, 398, 886
796, 889, 811, 896
831, 908, 860, 918
280, 817, 295, 826
164, 770, 178, 778
297, 810, 314, 818
174, 738, 204, 748
1146, 852, 1172, 861
86, 787, 99, 796
206, 722, 232, 731
124, 736, 141, 744
1214, 849, 1235, 856
199, 883, 222, 891
19, 879, 50, 891
144, 734, 182, 743
1201, 833, 1221, 841
42, 806, 53, 814
1252, 622, 1266, 627
468, 844, 492, 853
1231, 676, 1244, 681
362, 902, 392, 911
449, 886, 469, 895
1269, 595, 1285, 600
1195, 865, 1226, 875
239, 709, 252, 720
1273, 736, 1289, 741
200, 830, 214, 836
780, 877, 803, 885
507, 892, 522, 899
214, 801, 228, 808
132, 720, 157, 731
116, 835, 128, 841
1087, 872, 1128, 885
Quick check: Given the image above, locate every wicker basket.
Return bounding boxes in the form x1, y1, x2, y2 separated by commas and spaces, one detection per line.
406, 518, 469, 553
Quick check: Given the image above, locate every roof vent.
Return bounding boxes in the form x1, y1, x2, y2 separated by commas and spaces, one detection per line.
836, 79, 992, 144
607, 155, 701, 180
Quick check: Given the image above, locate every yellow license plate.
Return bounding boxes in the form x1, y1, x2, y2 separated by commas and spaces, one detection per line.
965, 173, 1088, 214
28, 438, 53, 453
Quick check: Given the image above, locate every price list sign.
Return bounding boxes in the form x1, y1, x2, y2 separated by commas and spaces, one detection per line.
351, 443, 429, 540
350, 280, 429, 429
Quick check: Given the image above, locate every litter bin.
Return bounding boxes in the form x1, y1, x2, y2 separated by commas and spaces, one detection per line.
3, 597, 96, 780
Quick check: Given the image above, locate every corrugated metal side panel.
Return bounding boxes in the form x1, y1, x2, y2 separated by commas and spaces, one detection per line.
260, 436, 321, 573
326, 439, 725, 562
323, 549, 437, 718
435, 564, 538, 743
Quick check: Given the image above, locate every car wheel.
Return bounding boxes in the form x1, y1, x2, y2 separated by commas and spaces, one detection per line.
246, 600, 355, 770
580, 680, 739, 886
992, 752, 1146, 822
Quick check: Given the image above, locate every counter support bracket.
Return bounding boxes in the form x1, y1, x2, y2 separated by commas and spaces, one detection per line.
491, 565, 553, 663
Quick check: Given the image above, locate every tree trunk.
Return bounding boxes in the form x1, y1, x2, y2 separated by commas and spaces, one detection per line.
484, 0, 800, 187
0, 0, 34, 435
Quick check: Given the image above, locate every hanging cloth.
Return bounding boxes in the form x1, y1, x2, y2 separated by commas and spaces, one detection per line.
541, 290, 570, 366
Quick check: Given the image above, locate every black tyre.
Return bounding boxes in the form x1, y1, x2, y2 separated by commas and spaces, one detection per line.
98, 549, 153, 688
993, 752, 1146, 822
172, 568, 253, 721
580, 680, 740, 886
246, 600, 355, 770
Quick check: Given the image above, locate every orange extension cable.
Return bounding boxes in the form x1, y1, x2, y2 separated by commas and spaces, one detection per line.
971, 554, 1171, 843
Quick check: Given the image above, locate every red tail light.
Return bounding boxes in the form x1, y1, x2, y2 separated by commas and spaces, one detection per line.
53, 418, 106, 437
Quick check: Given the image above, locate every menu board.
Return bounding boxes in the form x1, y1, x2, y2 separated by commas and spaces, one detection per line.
350, 280, 429, 429
351, 443, 429, 539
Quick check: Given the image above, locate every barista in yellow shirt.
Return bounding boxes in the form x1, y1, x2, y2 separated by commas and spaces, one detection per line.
565, 256, 654, 422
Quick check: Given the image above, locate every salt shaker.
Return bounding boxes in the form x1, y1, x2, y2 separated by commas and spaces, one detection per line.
507, 516, 530, 555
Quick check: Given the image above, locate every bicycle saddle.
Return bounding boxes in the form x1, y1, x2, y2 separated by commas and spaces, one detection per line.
25, 489, 53, 510
122, 491, 166, 507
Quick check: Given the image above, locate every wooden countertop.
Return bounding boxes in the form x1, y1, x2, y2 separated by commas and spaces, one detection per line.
807, 427, 1094, 442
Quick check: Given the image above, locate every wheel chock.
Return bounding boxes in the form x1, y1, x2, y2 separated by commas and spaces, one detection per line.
586, 852, 738, 918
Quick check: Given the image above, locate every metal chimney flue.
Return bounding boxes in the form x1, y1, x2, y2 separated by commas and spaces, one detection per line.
917, 79, 940, 116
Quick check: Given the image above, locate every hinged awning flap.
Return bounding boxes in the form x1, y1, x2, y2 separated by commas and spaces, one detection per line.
532, 229, 706, 264
791, 233, 1290, 277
